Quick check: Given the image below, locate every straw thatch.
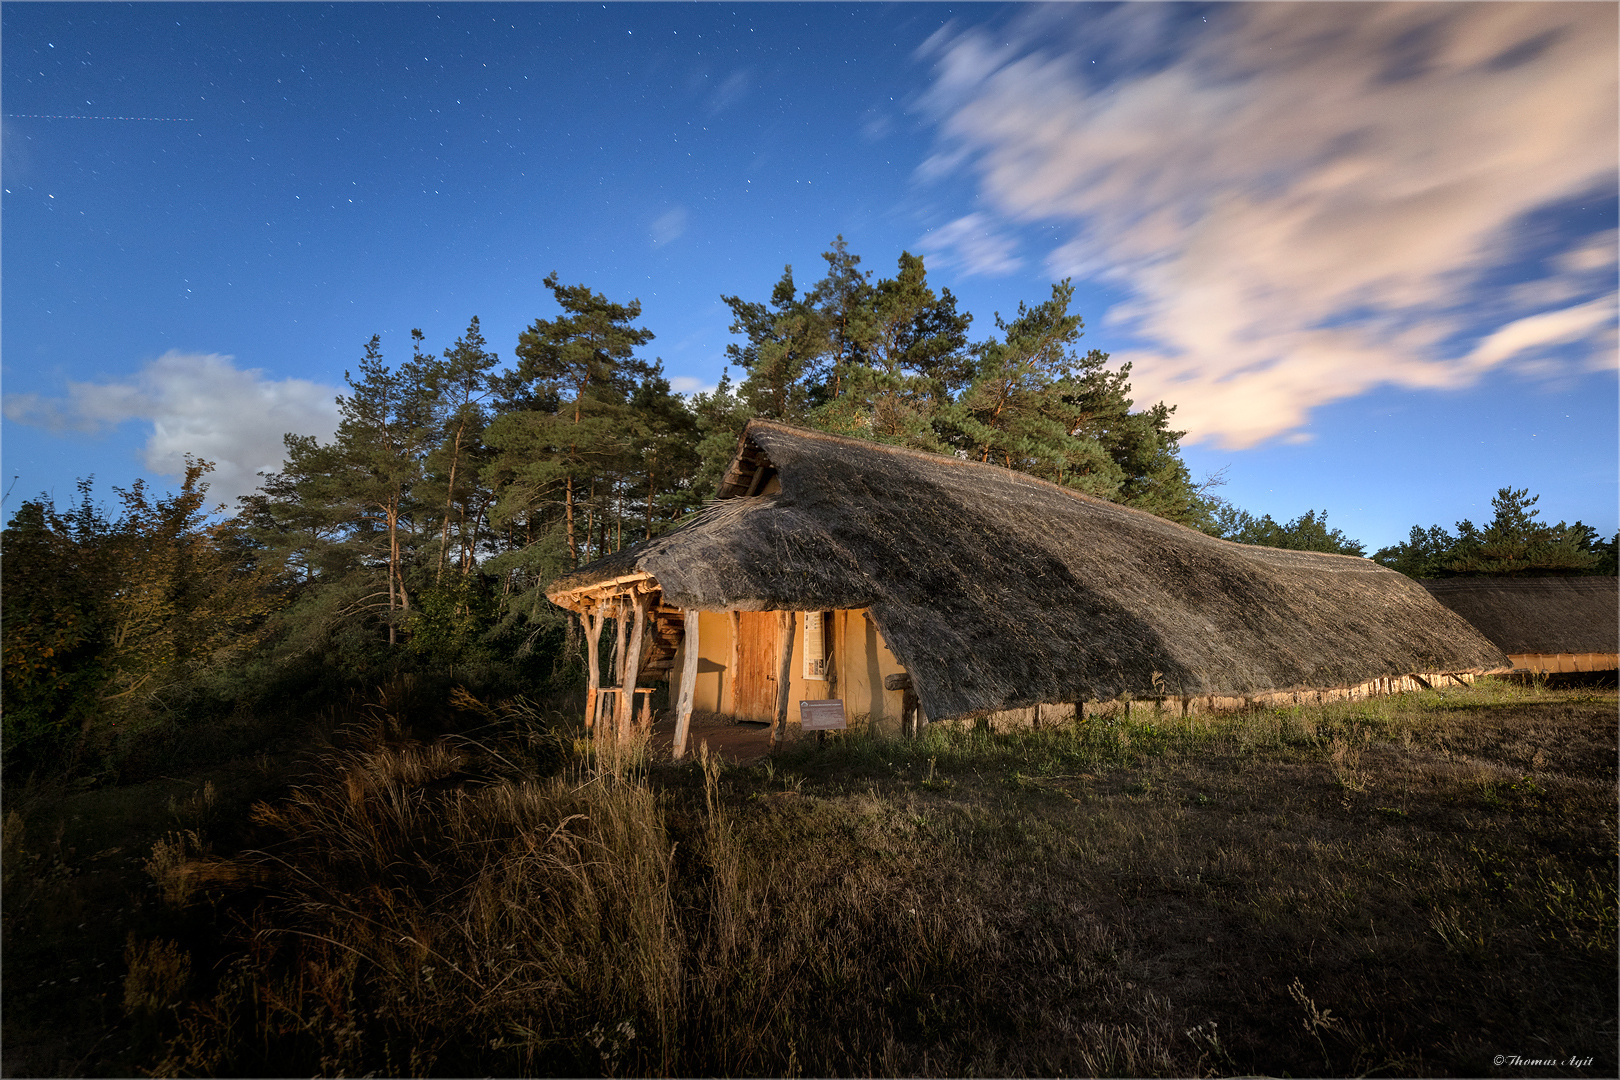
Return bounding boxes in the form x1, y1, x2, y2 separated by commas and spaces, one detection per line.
1420, 577, 1618, 657
549, 420, 1507, 723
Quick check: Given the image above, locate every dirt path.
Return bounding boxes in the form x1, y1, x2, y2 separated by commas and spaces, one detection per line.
647, 712, 776, 764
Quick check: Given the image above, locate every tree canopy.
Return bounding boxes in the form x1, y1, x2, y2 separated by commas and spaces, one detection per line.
707, 239, 1211, 528
1372, 487, 1617, 578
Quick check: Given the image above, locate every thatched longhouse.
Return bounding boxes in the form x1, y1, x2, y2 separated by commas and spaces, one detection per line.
1421, 577, 1618, 675
547, 420, 1507, 755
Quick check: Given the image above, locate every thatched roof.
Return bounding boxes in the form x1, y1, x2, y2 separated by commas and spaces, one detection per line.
549, 420, 1507, 721
1420, 577, 1618, 656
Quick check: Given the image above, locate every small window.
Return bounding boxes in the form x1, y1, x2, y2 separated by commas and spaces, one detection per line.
803, 611, 829, 680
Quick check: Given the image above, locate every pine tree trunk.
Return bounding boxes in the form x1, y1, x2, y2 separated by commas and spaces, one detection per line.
565, 472, 577, 566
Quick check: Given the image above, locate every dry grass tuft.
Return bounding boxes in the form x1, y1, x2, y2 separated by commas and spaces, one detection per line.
122, 936, 192, 1019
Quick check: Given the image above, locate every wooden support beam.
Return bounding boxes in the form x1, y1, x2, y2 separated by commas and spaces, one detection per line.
885, 672, 920, 738
547, 571, 657, 611
611, 600, 628, 688
769, 610, 797, 750
583, 607, 604, 733
725, 611, 740, 715
616, 592, 649, 741
672, 609, 700, 760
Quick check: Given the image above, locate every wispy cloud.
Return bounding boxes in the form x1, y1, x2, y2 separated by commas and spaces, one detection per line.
916, 212, 1023, 277
918, 3, 1618, 447
707, 68, 752, 116
651, 206, 688, 247
667, 374, 719, 399
4, 351, 340, 504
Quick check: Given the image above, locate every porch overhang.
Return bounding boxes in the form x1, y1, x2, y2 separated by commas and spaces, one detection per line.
546, 571, 660, 614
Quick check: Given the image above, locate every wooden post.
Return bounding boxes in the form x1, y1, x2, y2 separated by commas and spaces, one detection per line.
824, 611, 839, 699
769, 610, 797, 750
611, 600, 628, 687
672, 609, 700, 760
583, 607, 604, 733
724, 611, 741, 715
616, 591, 649, 741
885, 672, 919, 738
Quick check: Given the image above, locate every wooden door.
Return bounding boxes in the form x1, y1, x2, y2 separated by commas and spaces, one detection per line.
731, 610, 783, 720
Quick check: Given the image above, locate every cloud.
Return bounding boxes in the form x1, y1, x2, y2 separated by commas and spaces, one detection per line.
4, 351, 341, 505
707, 69, 751, 116
1464, 296, 1619, 372
918, 4, 1618, 447
860, 108, 894, 142
916, 212, 1024, 277
667, 375, 719, 398
651, 207, 688, 247
1556, 229, 1618, 275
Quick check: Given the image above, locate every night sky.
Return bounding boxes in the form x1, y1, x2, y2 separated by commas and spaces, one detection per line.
4, 2, 1616, 549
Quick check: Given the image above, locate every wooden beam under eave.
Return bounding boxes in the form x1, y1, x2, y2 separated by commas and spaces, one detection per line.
672, 609, 700, 760
546, 571, 658, 612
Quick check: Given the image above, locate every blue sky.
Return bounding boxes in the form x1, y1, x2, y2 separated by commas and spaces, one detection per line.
4, 2, 1616, 551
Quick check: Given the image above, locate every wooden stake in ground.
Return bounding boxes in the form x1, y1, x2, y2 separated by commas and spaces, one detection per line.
672, 609, 699, 760
616, 591, 649, 741
770, 610, 797, 750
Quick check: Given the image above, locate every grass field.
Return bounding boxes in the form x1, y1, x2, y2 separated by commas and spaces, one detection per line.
3, 679, 1614, 1077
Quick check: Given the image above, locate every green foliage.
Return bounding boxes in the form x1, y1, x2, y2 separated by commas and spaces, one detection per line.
1372, 486, 1615, 577
711, 239, 1212, 527
1205, 503, 1367, 556
2, 463, 283, 775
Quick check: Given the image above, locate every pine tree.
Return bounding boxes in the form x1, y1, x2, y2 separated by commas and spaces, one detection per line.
721, 266, 826, 422
323, 334, 436, 643
1372, 487, 1613, 577
711, 244, 1212, 529
1445, 487, 1601, 576
487, 274, 654, 581
626, 366, 703, 541
810, 250, 972, 447
418, 317, 501, 579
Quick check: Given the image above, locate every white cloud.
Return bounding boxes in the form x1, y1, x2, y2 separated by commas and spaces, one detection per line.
860, 109, 894, 142
667, 374, 719, 398
919, 3, 1618, 447
916, 212, 1023, 277
1556, 229, 1618, 275
1465, 296, 1619, 371
4, 351, 340, 505
651, 206, 688, 247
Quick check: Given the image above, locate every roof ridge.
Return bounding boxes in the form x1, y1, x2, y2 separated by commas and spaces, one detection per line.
739, 418, 1377, 564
